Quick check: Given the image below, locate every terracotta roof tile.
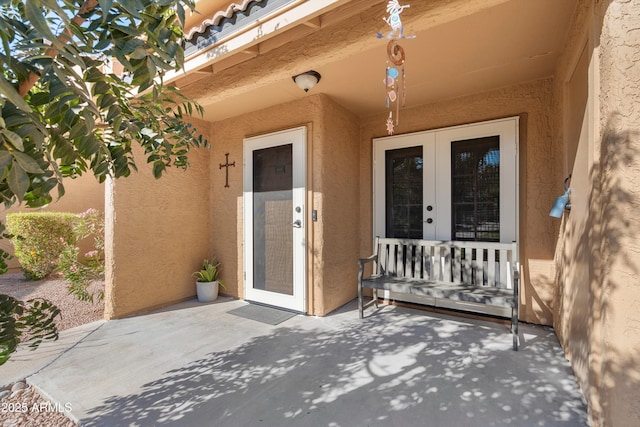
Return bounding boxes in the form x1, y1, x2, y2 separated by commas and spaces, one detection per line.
186, 0, 266, 40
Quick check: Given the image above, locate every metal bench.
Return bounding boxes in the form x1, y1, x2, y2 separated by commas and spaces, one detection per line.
358, 237, 520, 350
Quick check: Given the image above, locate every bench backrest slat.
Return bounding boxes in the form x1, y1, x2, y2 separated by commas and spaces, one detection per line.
473, 248, 485, 283
378, 239, 388, 275
499, 250, 508, 289
373, 237, 518, 289
487, 248, 496, 286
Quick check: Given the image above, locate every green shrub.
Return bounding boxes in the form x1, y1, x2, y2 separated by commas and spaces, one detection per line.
6, 212, 77, 280
57, 209, 105, 302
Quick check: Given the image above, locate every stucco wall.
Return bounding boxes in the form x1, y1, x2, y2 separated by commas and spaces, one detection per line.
551, 0, 596, 419
596, 2, 640, 424
104, 122, 212, 319
360, 78, 557, 325
316, 98, 361, 314
552, 1, 640, 426
0, 174, 104, 271
210, 94, 360, 316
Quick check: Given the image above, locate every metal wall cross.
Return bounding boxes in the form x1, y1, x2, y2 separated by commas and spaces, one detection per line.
219, 153, 235, 188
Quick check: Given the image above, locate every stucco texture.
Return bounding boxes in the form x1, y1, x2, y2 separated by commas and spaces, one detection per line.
210, 94, 360, 316
552, 1, 640, 426
360, 78, 557, 326
104, 121, 212, 319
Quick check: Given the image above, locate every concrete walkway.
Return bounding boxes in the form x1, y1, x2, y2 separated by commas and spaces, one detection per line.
4, 298, 588, 426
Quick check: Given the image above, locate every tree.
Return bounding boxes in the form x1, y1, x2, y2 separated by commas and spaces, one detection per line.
0, 0, 207, 364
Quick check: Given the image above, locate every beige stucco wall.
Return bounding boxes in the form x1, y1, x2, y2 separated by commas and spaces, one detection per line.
210, 94, 360, 316
315, 97, 361, 314
104, 120, 212, 319
552, 1, 640, 426
0, 174, 105, 271
360, 78, 558, 325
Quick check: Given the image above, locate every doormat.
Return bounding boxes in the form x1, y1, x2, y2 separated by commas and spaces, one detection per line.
227, 304, 297, 325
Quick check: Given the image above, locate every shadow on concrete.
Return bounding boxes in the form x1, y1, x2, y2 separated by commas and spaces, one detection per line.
82, 304, 587, 426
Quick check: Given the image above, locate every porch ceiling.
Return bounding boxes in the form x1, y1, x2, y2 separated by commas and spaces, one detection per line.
177, 0, 577, 123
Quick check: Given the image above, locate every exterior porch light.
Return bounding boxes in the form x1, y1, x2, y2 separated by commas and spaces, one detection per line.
292, 70, 321, 92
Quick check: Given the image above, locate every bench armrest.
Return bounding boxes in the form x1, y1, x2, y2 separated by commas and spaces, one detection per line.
357, 254, 378, 268
357, 254, 378, 319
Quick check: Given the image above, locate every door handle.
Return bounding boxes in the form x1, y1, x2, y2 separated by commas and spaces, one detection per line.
292, 219, 302, 228
425, 218, 433, 224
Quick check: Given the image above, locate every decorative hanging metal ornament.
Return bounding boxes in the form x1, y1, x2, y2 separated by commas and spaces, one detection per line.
377, 0, 415, 135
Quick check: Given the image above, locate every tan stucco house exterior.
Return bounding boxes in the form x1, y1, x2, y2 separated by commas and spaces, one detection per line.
100, 1, 639, 425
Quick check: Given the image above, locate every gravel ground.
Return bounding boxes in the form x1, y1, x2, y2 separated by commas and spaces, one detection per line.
0, 272, 104, 332
1, 272, 105, 427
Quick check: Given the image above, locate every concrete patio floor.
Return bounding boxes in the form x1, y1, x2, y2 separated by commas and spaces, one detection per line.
5, 298, 588, 426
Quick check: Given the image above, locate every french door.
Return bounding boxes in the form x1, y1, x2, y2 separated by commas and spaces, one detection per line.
243, 127, 306, 312
373, 117, 518, 243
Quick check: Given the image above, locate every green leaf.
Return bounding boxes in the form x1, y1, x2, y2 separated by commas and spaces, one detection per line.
120, 0, 146, 19
152, 160, 165, 178
106, 105, 122, 122
85, 67, 105, 82
99, 0, 114, 23
94, 37, 111, 51
69, 121, 88, 140
112, 24, 139, 37
8, 161, 30, 201
13, 151, 44, 174
38, 0, 70, 27
29, 92, 50, 107
0, 76, 32, 113
98, 94, 116, 109
129, 46, 148, 60
57, 182, 65, 199
1, 129, 24, 151
55, 47, 86, 70
0, 151, 13, 177
176, 3, 186, 27
146, 56, 156, 79
24, 0, 65, 50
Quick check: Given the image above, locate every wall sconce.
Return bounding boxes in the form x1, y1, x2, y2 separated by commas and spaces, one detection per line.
549, 175, 572, 218
292, 70, 321, 92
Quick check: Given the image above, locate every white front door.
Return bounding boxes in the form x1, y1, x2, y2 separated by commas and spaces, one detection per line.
373, 117, 518, 243
243, 127, 306, 312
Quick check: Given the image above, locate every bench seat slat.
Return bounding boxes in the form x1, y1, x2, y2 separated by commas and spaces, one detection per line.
362, 276, 516, 307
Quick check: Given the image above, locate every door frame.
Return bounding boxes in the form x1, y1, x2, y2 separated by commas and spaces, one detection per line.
373, 117, 519, 243
243, 126, 307, 312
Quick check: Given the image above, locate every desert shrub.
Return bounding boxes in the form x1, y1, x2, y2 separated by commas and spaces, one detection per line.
57, 209, 105, 302
6, 212, 77, 280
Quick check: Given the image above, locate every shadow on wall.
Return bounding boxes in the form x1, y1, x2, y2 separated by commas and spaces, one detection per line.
556, 113, 640, 424
594, 117, 640, 424
82, 307, 587, 426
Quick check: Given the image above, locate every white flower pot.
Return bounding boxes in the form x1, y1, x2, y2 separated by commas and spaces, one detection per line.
196, 280, 219, 302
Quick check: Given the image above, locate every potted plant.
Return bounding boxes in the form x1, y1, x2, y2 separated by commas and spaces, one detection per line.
193, 259, 225, 302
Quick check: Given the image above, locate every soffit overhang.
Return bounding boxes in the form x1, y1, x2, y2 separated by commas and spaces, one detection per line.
172, 0, 578, 123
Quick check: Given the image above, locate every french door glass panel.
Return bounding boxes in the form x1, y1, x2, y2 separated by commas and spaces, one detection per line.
385, 146, 423, 238
373, 117, 518, 243
451, 136, 500, 241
